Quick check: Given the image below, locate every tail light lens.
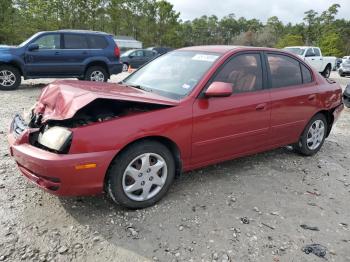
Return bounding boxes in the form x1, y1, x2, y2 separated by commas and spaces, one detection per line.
114, 46, 120, 58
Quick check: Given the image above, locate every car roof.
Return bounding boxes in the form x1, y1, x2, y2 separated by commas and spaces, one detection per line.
285, 46, 317, 49
40, 30, 110, 35
178, 45, 290, 54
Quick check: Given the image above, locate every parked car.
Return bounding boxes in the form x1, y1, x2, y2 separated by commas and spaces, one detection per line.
0, 30, 123, 90
335, 58, 343, 70
283, 46, 336, 78
120, 49, 157, 71
342, 56, 350, 62
147, 47, 174, 55
338, 58, 350, 77
8, 46, 344, 209
343, 83, 350, 108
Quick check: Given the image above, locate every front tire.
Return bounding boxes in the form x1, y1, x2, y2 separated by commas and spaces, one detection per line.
107, 141, 175, 209
293, 114, 328, 156
84, 66, 108, 82
0, 65, 21, 90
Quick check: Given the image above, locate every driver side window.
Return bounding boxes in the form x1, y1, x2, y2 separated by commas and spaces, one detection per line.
33, 34, 61, 49
212, 53, 263, 94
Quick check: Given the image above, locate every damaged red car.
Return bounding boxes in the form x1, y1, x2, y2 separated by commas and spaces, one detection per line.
8, 46, 344, 209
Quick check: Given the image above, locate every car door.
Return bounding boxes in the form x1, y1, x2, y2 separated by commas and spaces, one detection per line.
266, 52, 319, 146
305, 48, 321, 72
191, 52, 271, 165
60, 33, 91, 76
129, 50, 145, 68
312, 48, 323, 72
25, 33, 64, 76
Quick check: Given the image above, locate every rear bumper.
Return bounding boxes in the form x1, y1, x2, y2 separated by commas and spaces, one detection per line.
333, 103, 344, 122
8, 131, 117, 196
108, 62, 123, 75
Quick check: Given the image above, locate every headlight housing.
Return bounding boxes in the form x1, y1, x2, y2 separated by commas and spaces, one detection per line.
37, 126, 72, 153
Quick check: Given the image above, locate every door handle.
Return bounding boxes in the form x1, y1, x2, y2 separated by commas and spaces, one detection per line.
311, 58, 315, 60
308, 94, 316, 101
54, 51, 60, 55
82, 51, 88, 55
256, 103, 267, 111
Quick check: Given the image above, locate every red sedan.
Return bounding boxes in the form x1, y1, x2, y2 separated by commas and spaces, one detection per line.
8, 46, 344, 209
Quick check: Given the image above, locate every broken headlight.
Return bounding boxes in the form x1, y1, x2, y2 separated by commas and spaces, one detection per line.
37, 126, 72, 153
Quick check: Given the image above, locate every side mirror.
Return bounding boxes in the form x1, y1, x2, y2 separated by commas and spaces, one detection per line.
28, 43, 39, 51
205, 82, 232, 97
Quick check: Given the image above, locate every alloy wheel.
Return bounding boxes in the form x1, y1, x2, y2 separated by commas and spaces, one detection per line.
0, 70, 16, 87
122, 153, 167, 201
90, 71, 105, 82
306, 120, 325, 150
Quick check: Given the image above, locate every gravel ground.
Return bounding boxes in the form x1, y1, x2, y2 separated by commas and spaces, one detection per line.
0, 72, 349, 262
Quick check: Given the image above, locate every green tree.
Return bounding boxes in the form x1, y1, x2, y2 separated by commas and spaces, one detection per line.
275, 34, 304, 48
319, 32, 344, 57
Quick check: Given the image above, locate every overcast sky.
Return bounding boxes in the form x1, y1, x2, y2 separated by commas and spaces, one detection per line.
167, 0, 350, 24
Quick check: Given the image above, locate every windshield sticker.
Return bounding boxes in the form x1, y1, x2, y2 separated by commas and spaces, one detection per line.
182, 83, 191, 89
192, 54, 218, 62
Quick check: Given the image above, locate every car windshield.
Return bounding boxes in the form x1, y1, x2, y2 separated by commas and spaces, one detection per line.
122, 51, 220, 100
17, 32, 41, 47
343, 59, 350, 65
283, 48, 305, 55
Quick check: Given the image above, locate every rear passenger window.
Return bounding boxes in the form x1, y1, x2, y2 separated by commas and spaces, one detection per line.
64, 34, 88, 49
145, 51, 155, 57
301, 64, 313, 83
313, 48, 321, 56
88, 35, 108, 49
212, 53, 263, 94
267, 54, 302, 88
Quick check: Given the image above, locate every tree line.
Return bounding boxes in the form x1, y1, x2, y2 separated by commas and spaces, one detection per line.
1, 1, 349, 57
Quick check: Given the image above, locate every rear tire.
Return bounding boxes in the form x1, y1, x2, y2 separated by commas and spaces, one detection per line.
293, 114, 328, 156
322, 65, 331, 78
107, 141, 175, 209
84, 66, 108, 82
0, 65, 21, 90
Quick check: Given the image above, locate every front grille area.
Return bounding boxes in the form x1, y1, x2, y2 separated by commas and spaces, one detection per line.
12, 114, 27, 137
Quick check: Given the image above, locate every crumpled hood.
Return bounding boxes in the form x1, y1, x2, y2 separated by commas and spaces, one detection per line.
34, 80, 178, 122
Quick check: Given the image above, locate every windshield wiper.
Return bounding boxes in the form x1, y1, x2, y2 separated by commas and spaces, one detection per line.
119, 81, 152, 92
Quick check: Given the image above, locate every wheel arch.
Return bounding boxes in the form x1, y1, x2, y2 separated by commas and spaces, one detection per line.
84, 60, 109, 77
0, 61, 23, 76
314, 109, 334, 137
104, 136, 183, 190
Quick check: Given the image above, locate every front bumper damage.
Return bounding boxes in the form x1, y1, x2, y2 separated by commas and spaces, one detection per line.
8, 116, 116, 196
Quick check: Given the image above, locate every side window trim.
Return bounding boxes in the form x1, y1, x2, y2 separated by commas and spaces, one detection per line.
198, 51, 267, 97
264, 51, 314, 89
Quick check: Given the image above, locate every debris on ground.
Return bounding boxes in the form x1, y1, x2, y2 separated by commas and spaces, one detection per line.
240, 217, 249, 224
300, 224, 320, 231
302, 244, 327, 258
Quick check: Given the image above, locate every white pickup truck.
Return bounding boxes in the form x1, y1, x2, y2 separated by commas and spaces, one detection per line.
283, 46, 336, 78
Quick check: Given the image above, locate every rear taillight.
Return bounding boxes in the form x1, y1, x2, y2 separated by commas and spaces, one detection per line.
114, 46, 120, 58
